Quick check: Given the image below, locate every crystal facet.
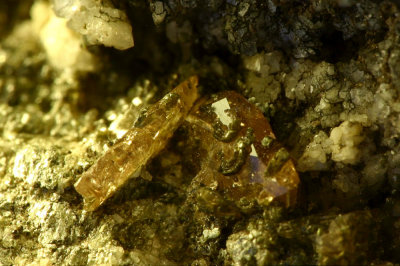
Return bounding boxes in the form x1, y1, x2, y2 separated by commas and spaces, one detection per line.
74, 76, 199, 211
185, 91, 300, 208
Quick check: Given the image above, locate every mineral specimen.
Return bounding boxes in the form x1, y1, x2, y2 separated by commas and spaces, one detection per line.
185, 91, 300, 209
226, 219, 279, 265
32, 1, 96, 71
148, 0, 386, 57
52, 0, 134, 50
2, 0, 400, 264
316, 211, 377, 265
330, 121, 364, 164
74, 76, 199, 211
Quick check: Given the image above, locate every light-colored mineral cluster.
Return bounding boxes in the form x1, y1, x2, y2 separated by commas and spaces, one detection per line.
298, 121, 365, 171
242, 23, 400, 202
52, 0, 134, 50
22, 0, 134, 71
32, 1, 96, 71
242, 51, 286, 105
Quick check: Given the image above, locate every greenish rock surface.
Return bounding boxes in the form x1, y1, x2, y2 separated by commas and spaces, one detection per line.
1, 0, 400, 265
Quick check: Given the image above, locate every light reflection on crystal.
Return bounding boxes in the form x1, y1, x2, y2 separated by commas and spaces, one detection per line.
74, 76, 199, 211
184, 91, 299, 209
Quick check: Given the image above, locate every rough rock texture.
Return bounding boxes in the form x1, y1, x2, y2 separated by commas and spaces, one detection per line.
1, 0, 400, 265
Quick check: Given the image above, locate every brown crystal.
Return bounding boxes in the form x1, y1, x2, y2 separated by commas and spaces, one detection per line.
74, 76, 199, 211
184, 91, 299, 208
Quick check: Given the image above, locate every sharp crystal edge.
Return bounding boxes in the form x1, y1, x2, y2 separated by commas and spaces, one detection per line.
74, 76, 199, 211
185, 91, 300, 209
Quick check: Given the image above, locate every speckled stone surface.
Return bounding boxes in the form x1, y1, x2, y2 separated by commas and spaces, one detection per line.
1, 0, 400, 265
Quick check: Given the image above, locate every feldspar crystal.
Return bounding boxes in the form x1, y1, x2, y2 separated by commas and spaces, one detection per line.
74, 76, 199, 211
185, 91, 299, 208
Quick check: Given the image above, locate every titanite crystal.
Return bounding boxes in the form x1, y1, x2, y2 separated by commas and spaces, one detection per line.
185, 91, 299, 208
75, 76, 199, 211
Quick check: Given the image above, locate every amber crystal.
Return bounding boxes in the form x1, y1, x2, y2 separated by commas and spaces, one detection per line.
185, 91, 299, 208
74, 76, 199, 211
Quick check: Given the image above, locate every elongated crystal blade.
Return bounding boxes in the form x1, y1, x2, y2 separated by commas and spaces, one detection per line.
74, 76, 199, 211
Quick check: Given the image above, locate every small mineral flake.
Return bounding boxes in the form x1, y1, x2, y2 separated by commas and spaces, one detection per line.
185, 91, 299, 208
250, 144, 258, 157
211, 98, 233, 126
74, 76, 199, 211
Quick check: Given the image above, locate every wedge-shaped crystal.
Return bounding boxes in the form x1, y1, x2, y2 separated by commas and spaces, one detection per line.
75, 76, 199, 211
185, 91, 300, 208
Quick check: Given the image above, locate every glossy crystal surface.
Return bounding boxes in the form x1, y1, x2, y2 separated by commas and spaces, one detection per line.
74, 76, 199, 211
185, 91, 300, 208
